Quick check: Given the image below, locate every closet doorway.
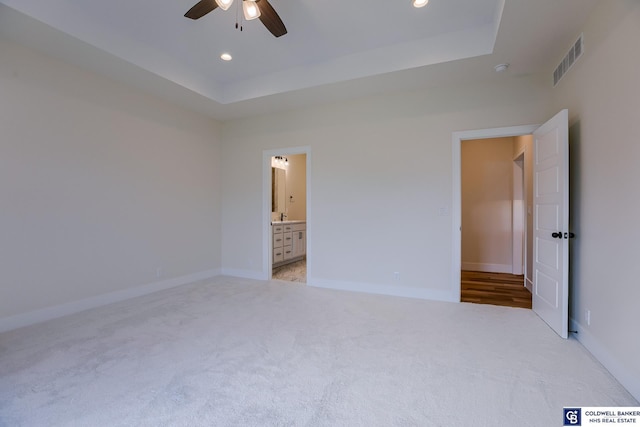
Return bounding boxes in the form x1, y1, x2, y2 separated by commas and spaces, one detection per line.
453, 111, 571, 338
459, 135, 533, 308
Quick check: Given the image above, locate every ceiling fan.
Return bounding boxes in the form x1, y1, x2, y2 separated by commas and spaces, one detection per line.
185, 0, 287, 38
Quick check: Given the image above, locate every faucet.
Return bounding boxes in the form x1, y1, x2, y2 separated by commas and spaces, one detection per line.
280, 212, 287, 221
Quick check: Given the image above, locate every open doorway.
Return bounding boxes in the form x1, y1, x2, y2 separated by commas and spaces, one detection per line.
453, 112, 570, 337
459, 135, 533, 308
265, 149, 310, 283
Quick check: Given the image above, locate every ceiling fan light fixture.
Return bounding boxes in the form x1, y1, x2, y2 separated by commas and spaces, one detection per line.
215, 0, 234, 11
243, 0, 261, 20
184, 0, 286, 38
413, 0, 429, 8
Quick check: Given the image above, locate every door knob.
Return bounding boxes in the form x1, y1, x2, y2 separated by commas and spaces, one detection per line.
552, 232, 562, 239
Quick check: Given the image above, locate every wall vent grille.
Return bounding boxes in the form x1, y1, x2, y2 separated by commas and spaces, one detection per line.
553, 33, 583, 87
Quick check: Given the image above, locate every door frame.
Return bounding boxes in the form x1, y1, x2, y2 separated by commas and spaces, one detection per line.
512, 149, 525, 276
262, 146, 312, 280
452, 125, 538, 302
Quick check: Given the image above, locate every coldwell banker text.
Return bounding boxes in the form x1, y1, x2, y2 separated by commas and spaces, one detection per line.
565, 408, 640, 426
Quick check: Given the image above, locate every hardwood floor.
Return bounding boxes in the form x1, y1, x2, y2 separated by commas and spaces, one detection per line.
461, 270, 531, 309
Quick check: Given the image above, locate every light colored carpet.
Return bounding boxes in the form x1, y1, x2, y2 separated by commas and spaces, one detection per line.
0, 276, 636, 426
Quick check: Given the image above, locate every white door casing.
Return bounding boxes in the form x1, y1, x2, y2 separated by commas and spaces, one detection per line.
452, 124, 539, 303
532, 109, 570, 339
512, 152, 525, 276
263, 147, 311, 280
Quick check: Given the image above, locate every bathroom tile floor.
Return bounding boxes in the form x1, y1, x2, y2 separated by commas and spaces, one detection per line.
272, 259, 306, 283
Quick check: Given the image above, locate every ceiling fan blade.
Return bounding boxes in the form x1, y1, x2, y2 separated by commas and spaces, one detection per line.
185, 0, 219, 20
256, 0, 287, 37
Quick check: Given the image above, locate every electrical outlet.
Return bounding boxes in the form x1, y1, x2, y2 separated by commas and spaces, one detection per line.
393, 272, 400, 281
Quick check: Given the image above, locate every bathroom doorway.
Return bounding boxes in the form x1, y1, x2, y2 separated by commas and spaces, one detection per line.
263, 147, 310, 283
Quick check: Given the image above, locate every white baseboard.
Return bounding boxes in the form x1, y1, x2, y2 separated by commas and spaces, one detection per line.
0, 268, 221, 333
525, 277, 533, 292
307, 277, 457, 303
221, 268, 267, 281
461, 262, 512, 273
570, 317, 640, 402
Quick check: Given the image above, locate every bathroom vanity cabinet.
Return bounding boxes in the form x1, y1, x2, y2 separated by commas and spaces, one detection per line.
272, 221, 306, 267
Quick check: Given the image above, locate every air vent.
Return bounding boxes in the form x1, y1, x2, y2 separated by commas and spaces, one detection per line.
553, 34, 584, 87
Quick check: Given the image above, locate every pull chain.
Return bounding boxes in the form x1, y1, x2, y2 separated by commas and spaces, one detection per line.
235, 0, 243, 31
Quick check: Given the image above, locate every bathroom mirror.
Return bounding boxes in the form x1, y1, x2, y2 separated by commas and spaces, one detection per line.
272, 167, 286, 214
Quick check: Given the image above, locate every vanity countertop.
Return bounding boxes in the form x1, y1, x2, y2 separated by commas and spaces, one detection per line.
271, 220, 306, 225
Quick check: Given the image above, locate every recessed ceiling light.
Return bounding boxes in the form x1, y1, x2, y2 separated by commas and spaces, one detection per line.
494, 63, 509, 72
220, 53, 232, 61
413, 0, 429, 8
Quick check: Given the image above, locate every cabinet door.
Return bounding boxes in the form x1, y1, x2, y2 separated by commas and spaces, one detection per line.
292, 231, 306, 258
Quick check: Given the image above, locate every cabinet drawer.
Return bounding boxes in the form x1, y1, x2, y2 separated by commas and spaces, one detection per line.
283, 224, 293, 232
273, 233, 284, 248
283, 245, 293, 260
273, 225, 284, 233
273, 248, 284, 263
291, 223, 306, 232
283, 231, 293, 246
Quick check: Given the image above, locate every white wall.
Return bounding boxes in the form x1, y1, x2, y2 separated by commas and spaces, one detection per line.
285, 154, 306, 221
550, 0, 640, 400
220, 75, 551, 300
0, 38, 222, 326
461, 137, 515, 273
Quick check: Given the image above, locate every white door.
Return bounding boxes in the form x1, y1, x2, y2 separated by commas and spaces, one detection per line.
532, 109, 570, 339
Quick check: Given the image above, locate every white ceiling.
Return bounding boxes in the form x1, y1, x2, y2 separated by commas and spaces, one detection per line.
0, 0, 598, 120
